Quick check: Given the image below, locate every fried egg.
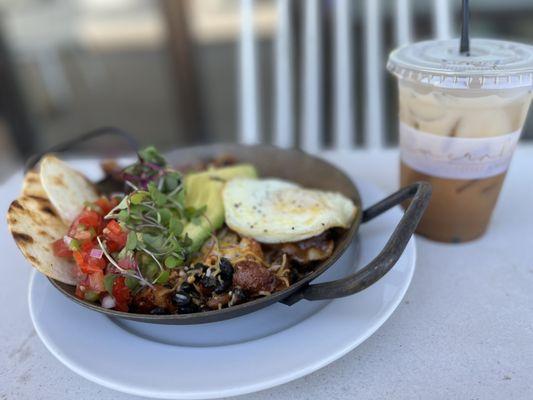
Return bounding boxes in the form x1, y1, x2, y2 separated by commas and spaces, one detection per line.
223, 178, 357, 243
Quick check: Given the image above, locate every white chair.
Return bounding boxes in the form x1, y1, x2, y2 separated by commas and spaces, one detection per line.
237, 0, 453, 152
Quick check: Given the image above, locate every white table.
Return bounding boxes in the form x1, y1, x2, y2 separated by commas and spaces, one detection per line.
1, 145, 532, 400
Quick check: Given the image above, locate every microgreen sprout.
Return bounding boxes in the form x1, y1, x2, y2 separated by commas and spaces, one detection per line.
97, 234, 154, 288
98, 147, 205, 289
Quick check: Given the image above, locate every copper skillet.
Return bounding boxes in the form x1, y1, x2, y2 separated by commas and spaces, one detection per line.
33, 133, 431, 325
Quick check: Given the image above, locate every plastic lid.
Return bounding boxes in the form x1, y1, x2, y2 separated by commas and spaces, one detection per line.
387, 38, 533, 90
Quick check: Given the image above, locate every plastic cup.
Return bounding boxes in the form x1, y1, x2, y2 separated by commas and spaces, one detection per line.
387, 39, 533, 242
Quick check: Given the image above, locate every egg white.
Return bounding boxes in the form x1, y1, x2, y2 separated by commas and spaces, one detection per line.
222, 178, 357, 243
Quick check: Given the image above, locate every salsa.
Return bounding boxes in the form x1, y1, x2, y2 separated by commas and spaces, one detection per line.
53, 196, 132, 309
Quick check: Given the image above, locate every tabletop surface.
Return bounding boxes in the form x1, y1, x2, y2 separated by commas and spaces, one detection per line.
1, 145, 532, 400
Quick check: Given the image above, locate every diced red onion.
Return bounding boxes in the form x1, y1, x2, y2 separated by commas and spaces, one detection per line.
139, 179, 149, 189
63, 236, 73, 245
90, 249, 104, 259
101, 295, 116, 309
121, 174, 136, 183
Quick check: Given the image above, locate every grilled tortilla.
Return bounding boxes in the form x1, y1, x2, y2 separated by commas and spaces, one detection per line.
7, 156, 98, 284
21, 170, 47, 198
40, 155, 98, 223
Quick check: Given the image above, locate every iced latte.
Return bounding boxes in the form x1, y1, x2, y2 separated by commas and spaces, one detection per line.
388, 39, 533, 242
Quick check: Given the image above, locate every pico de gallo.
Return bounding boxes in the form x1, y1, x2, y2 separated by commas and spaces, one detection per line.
53, 147, 200, 313
53, 197, 130, 310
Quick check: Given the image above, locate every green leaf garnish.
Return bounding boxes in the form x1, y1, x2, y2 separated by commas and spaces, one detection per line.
130, 192, 146, 205
158, 209, 172, 225
141, 233, 164, 251
84, 290, 100, 302
125, 275, 139, 290
99, 146, 207, 289
147, 182, 167, 207
164, 255, 181, 268
169, 218, 183, 236
138, 146, 166, 166
125, 231, 138, 251
117, 209, 129, 221
104, 274, 118, 294
182, 234, 192, 247
143, 262, 159, 281
155, 270, 170, 284
68, 239, 80, 251
164, 173, 180, 192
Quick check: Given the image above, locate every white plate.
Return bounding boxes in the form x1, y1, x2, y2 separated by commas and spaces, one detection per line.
29, 179, 416, 399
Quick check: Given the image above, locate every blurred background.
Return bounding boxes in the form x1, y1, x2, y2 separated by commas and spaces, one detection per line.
0, 0, 532, 181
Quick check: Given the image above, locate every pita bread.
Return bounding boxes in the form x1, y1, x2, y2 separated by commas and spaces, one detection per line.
7, 193, 77, 285
40, 155, 99, 223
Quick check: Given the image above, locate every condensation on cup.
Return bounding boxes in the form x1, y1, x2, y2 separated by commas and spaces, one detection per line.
388, 39, 533, 242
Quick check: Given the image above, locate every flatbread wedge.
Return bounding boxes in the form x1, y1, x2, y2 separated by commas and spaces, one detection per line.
7, 193, 76, 285
7, 156, 100, 285
21, 170, 47, 198
40, 155, 99, 223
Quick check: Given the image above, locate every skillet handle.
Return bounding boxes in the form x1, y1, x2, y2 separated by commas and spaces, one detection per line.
282, 181, 432, 305
24, 126, 139, 173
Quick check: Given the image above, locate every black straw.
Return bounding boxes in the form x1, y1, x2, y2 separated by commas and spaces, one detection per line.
460, 0, 470, 55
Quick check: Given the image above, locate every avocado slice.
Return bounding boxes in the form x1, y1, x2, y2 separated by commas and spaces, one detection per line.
183, 164, 257, 251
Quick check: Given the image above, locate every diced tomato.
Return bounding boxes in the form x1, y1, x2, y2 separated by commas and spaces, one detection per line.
78, 210, 102, 229
105, 230, 127, 250
106, 220, 122, 235
79, 263, 102, 274
110, 197, 120, 208
68, 210, 102, 243
75, 276, 90, 299
112, 277, 131, 312
52, 239, 72, 258
73, 249, 107, 274
87, 254, 106, 270
73, 251, 84, 266
106, 240, 121, 253
95, 197, 120, 216
58, 197, 131, 306
81, 241, 94, 252
88, 271, 105, 293
95, 198, 110, 215
103, 220, 127, 250
95, 197, 119, 216
104, 232, 128, 253
79, 263, 100, 274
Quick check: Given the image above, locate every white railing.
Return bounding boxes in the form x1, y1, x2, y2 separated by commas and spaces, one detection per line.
238, 0, 261, 144
333, 0, 354, 150
300, 0, 322, 153
238, 0, 454, 151
273, 0, 294, 148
